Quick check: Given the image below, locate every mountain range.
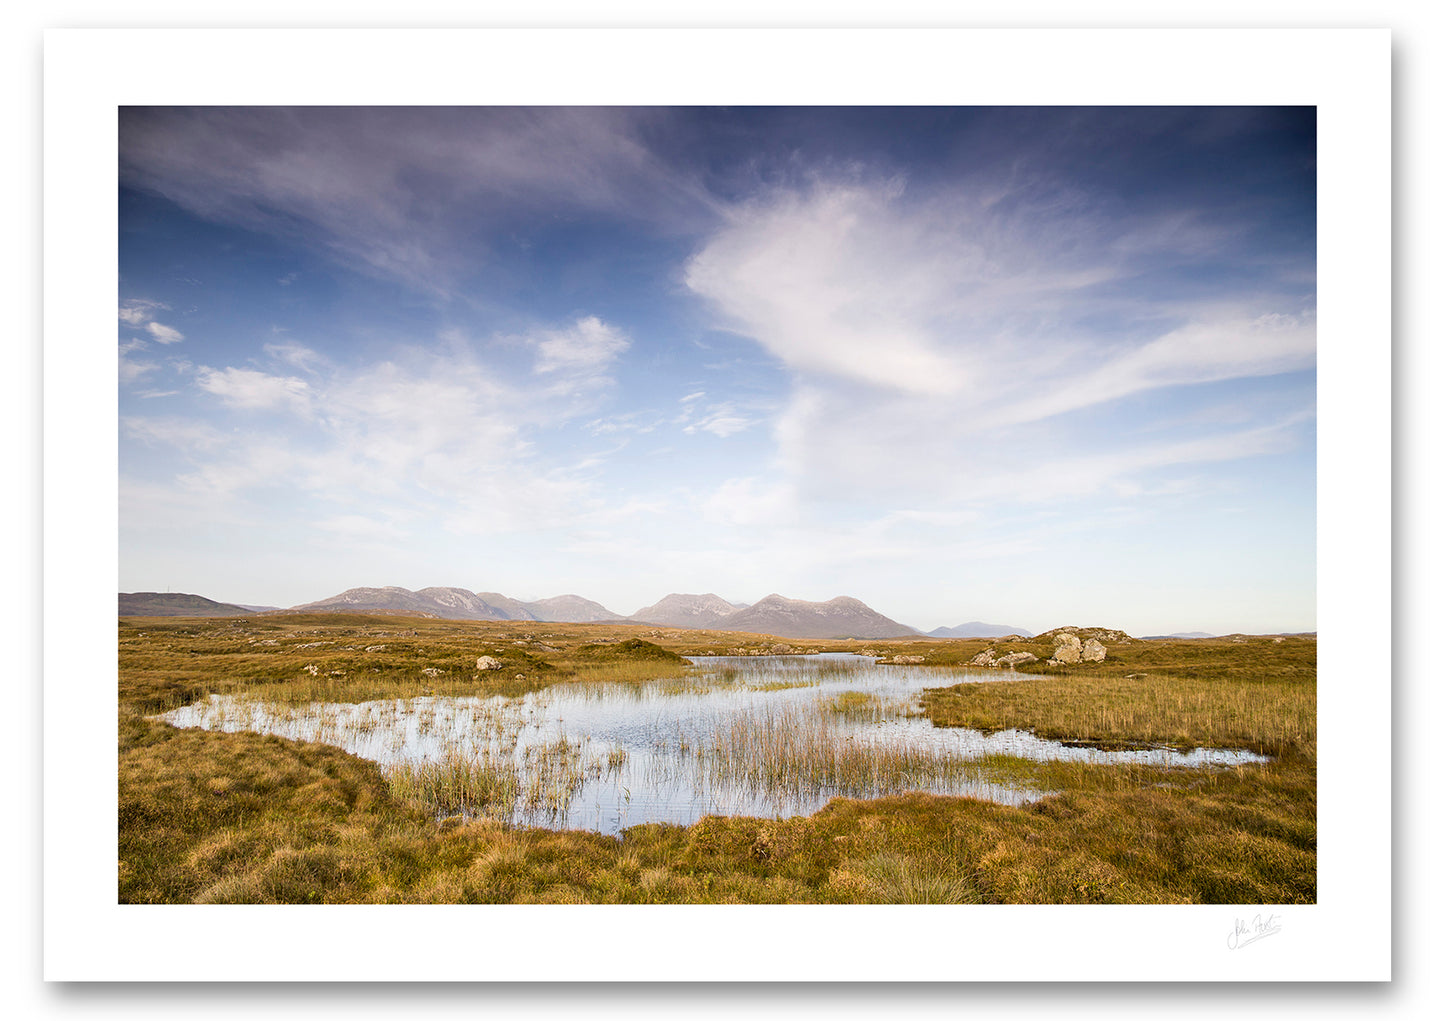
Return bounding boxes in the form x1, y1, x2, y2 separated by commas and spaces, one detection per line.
926, 621, 1036, 639
118, 592, 257, 617
288, 586, 625, 624
120, 585, 1028, 640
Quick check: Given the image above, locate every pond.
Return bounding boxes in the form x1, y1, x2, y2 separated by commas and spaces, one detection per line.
156, 653, 1269, 835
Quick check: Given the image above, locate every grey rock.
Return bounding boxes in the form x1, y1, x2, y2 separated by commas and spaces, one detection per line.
1051, 633, 1083, 664
1082, 638, 1107, 662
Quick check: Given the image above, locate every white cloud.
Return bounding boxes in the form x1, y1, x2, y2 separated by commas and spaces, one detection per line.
119, 298, 169, 326
152, 314, 640, 535
994, 312, 1317, 428
683, 402, 755, 438
196, 366, 313, 414
682, 175, 1316, 513
533, 316, 630, 375
120, 299, 185, 344
264, 341, 328, 373
146, 321, 185, 344
119, 356, 159, 385
685, 182, 970, 396
122, 416, 226, 450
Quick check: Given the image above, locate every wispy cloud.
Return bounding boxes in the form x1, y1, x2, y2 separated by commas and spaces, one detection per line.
120, 107, 718, 294
196, 366, 313, 414
120, 298, 185, 344
685, 174, 1315, 505
138, 315, 640, 536
146, 321, 185, 344
532, 316, 630, 375
263, 341, 329, 374
118, 298, 169, 326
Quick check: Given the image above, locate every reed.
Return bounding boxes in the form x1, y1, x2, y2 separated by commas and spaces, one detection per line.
923, 667, 1315, 758
383, 749, 521, 820
699, 702, 986, 800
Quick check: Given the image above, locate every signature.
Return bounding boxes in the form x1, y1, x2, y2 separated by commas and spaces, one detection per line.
1227, 913, 1283, 950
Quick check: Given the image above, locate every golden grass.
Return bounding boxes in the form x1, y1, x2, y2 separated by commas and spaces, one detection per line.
923, 659, 1315, 757
118, 615, 1316, 904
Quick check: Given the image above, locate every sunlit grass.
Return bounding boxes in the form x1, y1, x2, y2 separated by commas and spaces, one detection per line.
119, 616, 1316, 904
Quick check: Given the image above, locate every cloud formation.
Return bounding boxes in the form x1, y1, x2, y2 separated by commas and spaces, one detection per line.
196, 366, 312, 414
120, 107, 716, 293
138, 315, 639, 539
533, 316, 630, 375
685, 175, 1316, 501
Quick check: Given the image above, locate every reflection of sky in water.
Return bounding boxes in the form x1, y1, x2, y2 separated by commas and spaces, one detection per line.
158, 654, 1270, 836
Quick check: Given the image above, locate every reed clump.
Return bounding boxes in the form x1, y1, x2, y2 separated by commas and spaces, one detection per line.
700, 703, 988, 801
383, 751, 521, 820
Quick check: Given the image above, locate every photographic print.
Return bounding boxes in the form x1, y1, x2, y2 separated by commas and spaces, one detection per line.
116, 103, 1319, 907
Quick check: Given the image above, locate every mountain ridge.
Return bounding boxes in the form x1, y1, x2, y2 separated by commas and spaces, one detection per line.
629, 592, 739, 628
119, 592, 255, 617
710, 593, 918, 639
927, 621, 1036, 639
119, 585, 1028, 640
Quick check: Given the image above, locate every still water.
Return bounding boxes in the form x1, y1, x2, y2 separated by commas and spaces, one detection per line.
158, 653, 1268, 835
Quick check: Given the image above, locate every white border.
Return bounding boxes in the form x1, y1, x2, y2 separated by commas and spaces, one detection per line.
44, 28, 1391, 982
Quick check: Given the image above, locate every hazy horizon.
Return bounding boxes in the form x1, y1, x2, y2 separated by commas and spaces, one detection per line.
119, 107, 1317, 637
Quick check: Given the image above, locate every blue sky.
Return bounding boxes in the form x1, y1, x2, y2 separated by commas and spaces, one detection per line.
117, 106, 1316, 634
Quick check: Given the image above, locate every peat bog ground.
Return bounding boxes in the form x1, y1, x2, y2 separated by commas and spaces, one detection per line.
118, 615, 1316, 904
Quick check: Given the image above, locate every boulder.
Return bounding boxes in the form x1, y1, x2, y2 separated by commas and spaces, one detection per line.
1051, 633, 1083, 664
996, 651, 1038, 668
476, 655, 504, 671
970, 650, 997, 667
1081, 638, 1107, 662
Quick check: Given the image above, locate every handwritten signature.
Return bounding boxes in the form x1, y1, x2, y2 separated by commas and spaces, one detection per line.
1227, 913, 1283, 950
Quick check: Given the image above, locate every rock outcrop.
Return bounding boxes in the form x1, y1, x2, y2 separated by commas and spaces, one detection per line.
1082, 638, 1107, 662
996, 652, 1038, 668
1050, 633, 1083, 664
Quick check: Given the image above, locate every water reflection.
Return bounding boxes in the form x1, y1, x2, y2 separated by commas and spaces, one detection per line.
158, 654, 1269, 835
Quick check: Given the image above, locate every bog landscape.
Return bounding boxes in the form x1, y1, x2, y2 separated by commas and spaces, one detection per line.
118, 587, 1316, 904
117, 107, 1317, 907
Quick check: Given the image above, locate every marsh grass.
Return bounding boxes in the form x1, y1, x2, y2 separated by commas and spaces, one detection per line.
923, 667, 1314, 758
120, 709, 1314, 904
700, 703, 989, 801
825, 690, 920, 721
118, 614, 700, 716
119, 616, 1316, 904
383, 750, 521, 820
834, 852, 984, 904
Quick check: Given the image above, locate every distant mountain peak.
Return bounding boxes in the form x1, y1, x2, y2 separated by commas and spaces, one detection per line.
928, 621, 1036, 639
712, 593, 917, 639
629, 593, 740, 628
119, 591, 255, 617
